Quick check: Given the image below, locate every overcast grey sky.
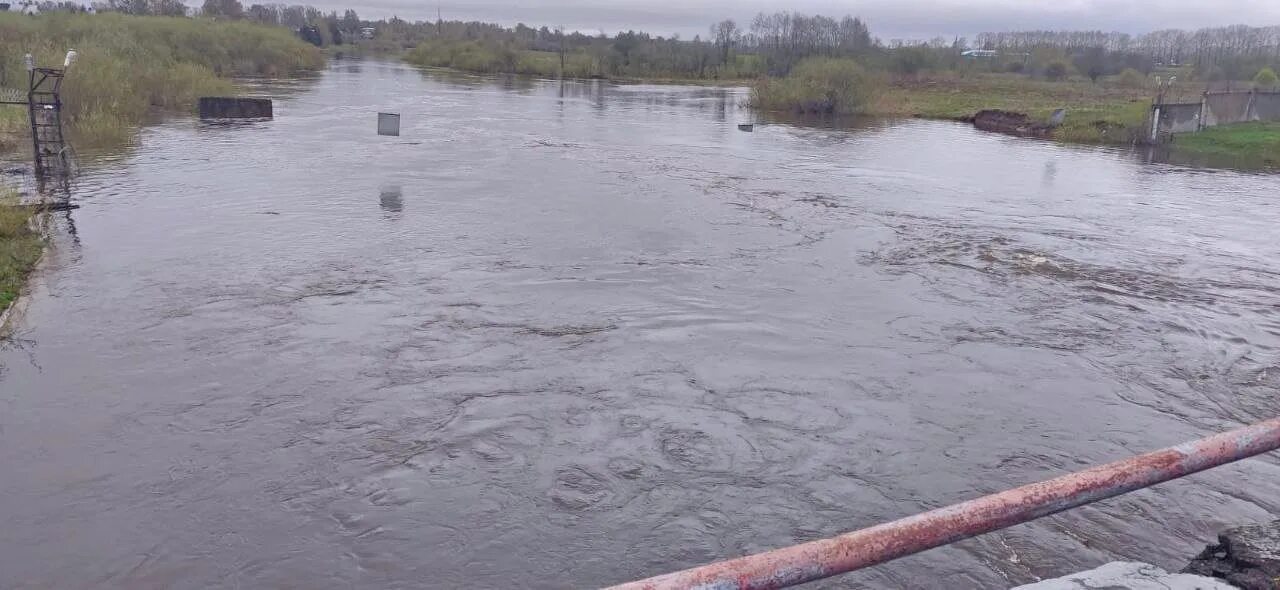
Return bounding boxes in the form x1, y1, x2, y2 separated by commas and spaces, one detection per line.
305, 0, 1280, 41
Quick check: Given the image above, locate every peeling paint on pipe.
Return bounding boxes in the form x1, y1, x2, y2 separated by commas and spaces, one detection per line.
606, 418, 1280, 590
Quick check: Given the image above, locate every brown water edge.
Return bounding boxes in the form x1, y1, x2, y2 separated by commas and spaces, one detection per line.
1, 59, 1278, 589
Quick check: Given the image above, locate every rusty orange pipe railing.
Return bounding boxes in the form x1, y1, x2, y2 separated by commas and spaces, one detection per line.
607, 417, 1280, 590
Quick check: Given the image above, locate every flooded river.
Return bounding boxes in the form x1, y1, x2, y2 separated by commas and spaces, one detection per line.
2, 59, 1279, 589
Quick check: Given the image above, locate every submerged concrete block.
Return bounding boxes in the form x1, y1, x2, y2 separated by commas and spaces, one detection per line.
377, 112, 400, 136
198, 97, 273, 119
1013, 561, 1235, 590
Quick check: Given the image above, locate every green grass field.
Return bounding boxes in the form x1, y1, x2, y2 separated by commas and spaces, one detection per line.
0, 189, 42, 315
1170, 122, 1280, 168
873, 73, 1155, 144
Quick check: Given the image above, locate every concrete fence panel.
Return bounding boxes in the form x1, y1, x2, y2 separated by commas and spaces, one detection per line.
1203, 92, 1252, 127
1251, 92, 1280, 122
1156, 103, 1202, 134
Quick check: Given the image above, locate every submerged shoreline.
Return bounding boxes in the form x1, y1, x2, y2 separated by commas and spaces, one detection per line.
403, 59, 1277, 168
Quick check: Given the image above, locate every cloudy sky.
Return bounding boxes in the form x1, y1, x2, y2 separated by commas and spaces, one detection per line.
307, 0, 1280, 41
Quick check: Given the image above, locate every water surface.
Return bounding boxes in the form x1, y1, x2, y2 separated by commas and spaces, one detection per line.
2, 59, 1279, 589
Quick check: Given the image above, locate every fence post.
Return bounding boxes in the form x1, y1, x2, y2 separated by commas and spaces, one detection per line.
1198, 91, 1207, 131
1150, 105, 1161, 143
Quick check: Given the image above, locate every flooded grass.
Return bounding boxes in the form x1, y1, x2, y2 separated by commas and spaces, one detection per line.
1170, 122, 1280, 168
0, 13, 322, 147
0, 189, 42, 313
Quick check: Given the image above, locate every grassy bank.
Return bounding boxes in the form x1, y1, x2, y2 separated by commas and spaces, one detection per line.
0, 12, 323, 148
872, 73, 1154, 144
0, 189, 42, 314
405, 40, 594, 77
748, 66, 1155, 144
1170, 122, 1280, 168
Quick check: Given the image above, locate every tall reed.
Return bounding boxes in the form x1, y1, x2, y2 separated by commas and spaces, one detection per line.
0, 12, 323, 145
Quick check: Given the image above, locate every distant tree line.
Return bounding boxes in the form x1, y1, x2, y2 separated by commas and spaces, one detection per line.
395, 11, 876, 79
10, 0, 184, 14
12, 0, 1280, 84
29, 0, 95, 12
977, 25, 1280, 80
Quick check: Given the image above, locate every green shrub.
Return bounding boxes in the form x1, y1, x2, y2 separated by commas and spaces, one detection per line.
1199, 65, 1227, 82
1044, 61, 1070, 81
751, 57, 881, 115
1118, 68, 1146, 88
890, 46, 933, 76
405, 39, 518, 74
1256, 66, 1279, 89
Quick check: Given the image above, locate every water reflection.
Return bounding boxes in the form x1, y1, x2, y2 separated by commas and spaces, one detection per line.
758, 111, 898, 132
194, 118, 274, 134
1139, 143, 1278, 172
37, 175, 81, 245
499, 73, 538, 94
234, 69, 322, 100
330, 54, 363, 74
1042, 158, 1058, 187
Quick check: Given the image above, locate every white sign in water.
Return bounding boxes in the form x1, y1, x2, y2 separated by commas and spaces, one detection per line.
377, 112, 400, 136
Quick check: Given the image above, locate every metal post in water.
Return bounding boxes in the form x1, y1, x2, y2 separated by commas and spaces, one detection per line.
607, 417, 1280, 590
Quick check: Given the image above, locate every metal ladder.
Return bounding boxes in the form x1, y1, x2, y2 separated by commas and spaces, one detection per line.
27, 67, 68, 177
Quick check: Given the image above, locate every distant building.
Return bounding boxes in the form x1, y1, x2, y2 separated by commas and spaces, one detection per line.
962, 49, 999, 59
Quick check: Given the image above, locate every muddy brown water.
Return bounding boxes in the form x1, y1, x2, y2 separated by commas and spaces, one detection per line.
2, 59, 1279, 589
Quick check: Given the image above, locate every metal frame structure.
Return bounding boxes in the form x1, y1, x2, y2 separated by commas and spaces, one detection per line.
27, 66, 68, 176
1, 64, 69, 177
608, 417, 1280, 590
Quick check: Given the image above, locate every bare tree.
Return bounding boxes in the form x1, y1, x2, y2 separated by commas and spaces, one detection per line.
555, 25, 566, 77
201, 0, 243, 19
245, 3, 277, 24
150, 0, 186, 15
712, 19, 739, 65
